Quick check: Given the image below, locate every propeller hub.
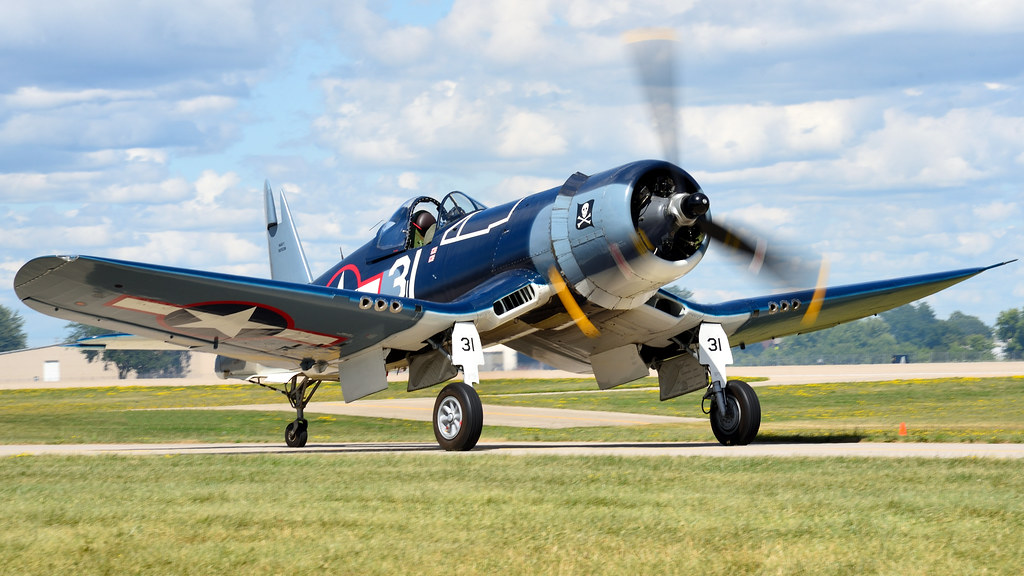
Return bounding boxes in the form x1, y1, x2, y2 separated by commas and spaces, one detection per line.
667, 191, 710, 227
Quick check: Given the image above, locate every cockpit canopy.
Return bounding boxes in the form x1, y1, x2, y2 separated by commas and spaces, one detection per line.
374, 191, 487, 253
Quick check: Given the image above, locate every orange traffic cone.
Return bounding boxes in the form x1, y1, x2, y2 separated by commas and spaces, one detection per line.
898, 422, 907, 436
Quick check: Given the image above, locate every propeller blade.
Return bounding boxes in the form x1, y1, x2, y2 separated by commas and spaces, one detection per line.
547, 267, 601, 339
800, 258, 830, 327
624, 27, 681, 164
626, 28, 831, 321
700, 218, 828, 291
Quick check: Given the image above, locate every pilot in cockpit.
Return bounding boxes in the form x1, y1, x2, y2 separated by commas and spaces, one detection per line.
410, 210, 436, 248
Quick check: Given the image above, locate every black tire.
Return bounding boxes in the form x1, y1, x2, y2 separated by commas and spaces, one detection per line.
709, 379, 761, 446
432, 382, 483, 451
285, 419, 308, 448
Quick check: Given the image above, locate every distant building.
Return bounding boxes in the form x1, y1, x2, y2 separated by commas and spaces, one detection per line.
0, 346, 215, 387
1, 343, 550, 389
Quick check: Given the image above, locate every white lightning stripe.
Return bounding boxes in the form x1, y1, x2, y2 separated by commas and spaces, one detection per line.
440, 197, 526, 246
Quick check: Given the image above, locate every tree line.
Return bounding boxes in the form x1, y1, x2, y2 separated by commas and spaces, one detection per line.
2, 302, 1024, 374
734, 302, 1024, 365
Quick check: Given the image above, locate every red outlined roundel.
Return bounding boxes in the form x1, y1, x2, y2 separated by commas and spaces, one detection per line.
327, 264, 383, 293
106, 295, 347, 347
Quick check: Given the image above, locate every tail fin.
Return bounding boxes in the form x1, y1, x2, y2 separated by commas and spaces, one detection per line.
264, 181, 312, 284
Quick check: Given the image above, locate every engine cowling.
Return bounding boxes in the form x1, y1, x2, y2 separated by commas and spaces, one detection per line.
549, 160, 709, 309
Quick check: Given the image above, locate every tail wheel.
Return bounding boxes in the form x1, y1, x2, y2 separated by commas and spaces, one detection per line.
709, 379, 761, 446
433, 382, 483, 451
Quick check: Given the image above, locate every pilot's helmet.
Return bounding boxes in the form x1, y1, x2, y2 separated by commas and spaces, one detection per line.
412, 210, 436, 232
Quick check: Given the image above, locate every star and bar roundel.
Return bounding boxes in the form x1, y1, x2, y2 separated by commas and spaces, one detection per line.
106, 295, 348, 347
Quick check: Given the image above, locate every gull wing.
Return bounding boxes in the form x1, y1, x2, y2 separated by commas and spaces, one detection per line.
677, 261, 1015, 347
13, 255, 491, 373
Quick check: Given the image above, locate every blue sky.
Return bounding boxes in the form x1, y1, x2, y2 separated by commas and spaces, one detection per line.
2, 0, 1022, 347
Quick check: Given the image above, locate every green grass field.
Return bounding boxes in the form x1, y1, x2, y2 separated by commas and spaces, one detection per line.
2, 376, 1023, 574
2, 454, 1022, 575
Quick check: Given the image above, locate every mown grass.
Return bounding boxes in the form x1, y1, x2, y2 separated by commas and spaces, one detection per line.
3, 377, 1023, 575
1, 376, 1022, 444
1, 454, 1021, 575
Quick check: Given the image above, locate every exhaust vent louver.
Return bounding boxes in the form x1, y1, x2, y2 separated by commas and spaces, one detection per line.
493, 285, 537, 317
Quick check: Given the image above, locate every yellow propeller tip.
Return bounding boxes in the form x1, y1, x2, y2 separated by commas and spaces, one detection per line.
622, 27, 677, 45
800, 258, 830, 327
547, 267, 601, 339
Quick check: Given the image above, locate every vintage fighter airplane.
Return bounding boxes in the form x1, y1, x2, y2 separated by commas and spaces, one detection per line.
13, 32, 1013, 451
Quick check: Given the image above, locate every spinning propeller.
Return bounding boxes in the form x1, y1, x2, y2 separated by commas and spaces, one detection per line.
627, 27, 828, 302
553, 28, 830, 338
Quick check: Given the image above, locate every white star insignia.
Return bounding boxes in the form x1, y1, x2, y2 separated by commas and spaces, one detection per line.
177, 307, 273, 338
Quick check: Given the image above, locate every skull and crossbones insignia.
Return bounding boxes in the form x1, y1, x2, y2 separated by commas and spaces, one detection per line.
576, 200, 594, 230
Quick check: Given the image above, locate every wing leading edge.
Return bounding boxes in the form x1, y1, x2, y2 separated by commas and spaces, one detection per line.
680, 261, 1015, 347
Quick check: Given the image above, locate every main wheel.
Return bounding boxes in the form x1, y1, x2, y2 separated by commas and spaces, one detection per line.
433, 382, 483, 451
709, 379, 761, 446
285, 419, 308, 448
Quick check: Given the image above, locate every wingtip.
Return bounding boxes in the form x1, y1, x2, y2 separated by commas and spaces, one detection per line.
983, 259, 1017, 272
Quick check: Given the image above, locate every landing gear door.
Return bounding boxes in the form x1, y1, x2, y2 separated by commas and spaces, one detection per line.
452, 322, 485, 386
697, 323, 733, 386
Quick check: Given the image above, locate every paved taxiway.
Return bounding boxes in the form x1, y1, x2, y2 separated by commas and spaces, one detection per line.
197, 398, 702, 428
3, 441, 1024, 458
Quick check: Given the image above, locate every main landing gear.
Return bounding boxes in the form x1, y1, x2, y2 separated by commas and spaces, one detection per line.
697, 323, 761, 446
705, 379, 760, 445
257, 374, 322, 448
431, 322, 486, 451
432, 382, 484, 451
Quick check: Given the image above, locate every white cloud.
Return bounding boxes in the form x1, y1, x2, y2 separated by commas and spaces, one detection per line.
194, 170, 239, 205
100, 178, 193, 204
953, 232, 996, 256
110, 231, 263, 270
174, 96, 237, 115
125, 148, 168, 164
376, 25, 435, 65
494, 174, 563, 196
398, 172, 420, 190
973, 200, 1021, 222
497, 111, 567, 157
4, 86, 155, 109
685, 99, 869, 167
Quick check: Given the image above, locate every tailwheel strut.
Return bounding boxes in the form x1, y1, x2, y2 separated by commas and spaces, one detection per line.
256, 374, 322, 448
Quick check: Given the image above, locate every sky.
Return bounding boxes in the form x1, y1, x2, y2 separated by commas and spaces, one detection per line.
2, 0, 1022, 347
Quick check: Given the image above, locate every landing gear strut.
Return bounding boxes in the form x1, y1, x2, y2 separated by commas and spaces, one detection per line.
697, 323, 762, 446
257, 374, 322, 448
